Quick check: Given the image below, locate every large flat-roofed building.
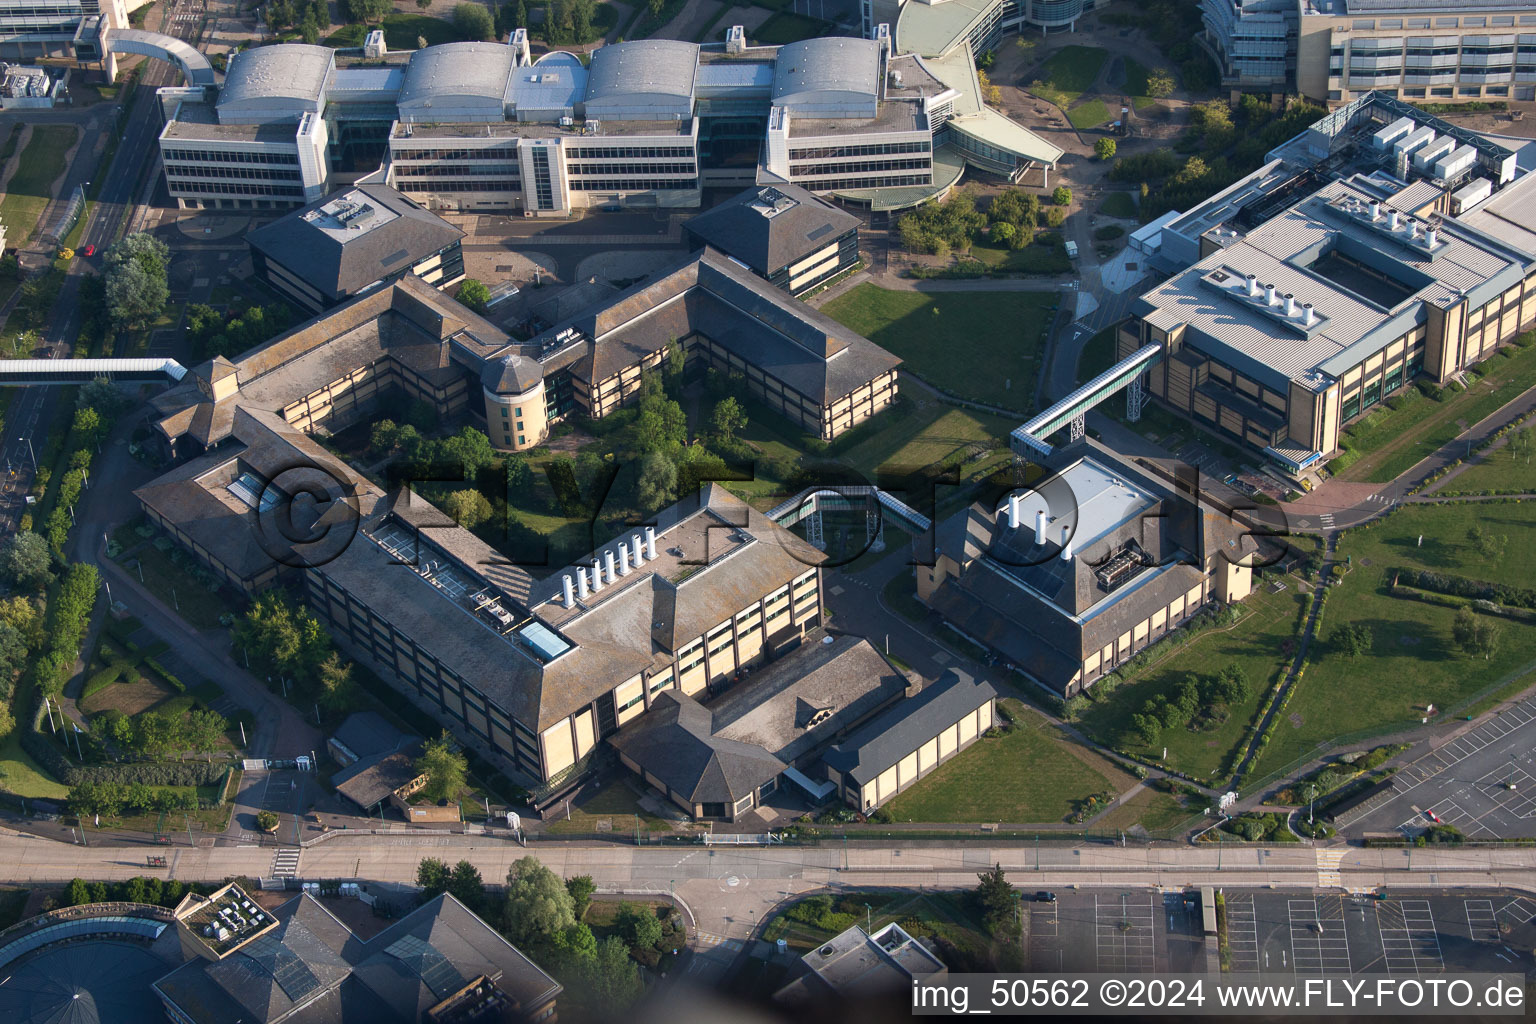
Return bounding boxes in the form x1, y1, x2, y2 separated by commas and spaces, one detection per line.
917, 442, 1256, 697
142, 247, 899, 462
155, 884, 561, 1024
775, 921, 947, 1007
156, 28, 1060, 214
1127, 93, 1536, 472
245, 184, 465, 313
684, 184, 861, 296
1202, 0, 1536, 105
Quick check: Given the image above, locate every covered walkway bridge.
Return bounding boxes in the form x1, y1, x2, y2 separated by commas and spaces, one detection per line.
0, 358, 188, 386
1011, 343, 1162, 458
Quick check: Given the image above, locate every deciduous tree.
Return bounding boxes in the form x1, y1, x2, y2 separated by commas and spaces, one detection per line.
502, 856, 576, 947
415, 731, 468, 803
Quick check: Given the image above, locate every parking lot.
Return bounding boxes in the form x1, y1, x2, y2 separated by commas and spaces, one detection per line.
1024, 888, 1535, 978
1348, 697, 1536, 839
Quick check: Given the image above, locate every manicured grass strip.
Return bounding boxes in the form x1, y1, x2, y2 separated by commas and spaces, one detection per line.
0, 125, 78, 243
1100, 191, 1138, 219
821, 285, 1054, 410
544, 777, 671, 834
752, 12, 832, 44
882, 699, 1133, 824
0, 733, 69, 800
1439, 438, 1536, 494
1336, 346, 1536, 483
1120, 58, 1161, 111
1068, 98, 1113, 130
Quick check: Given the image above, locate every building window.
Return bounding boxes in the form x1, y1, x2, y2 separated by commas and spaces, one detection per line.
515, 407, 522, 416
517, 435, 525, 445
501, 407, 508, 417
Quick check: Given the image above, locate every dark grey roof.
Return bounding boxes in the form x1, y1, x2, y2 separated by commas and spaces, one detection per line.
333, 747, 423, 810
246, 184, 464, 302
710, 632, 908, 765
610, 691, 786, 805
330, 711, 410, 763
684, 184, 860, 276
154, 893, 559, 1024
823, 671, 996, 787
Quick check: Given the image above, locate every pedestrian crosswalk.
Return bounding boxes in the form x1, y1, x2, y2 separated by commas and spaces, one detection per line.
271, 848, 301, 880
694, 931, 743, 953
1316, 848, 1344, 889
1319, 512, 1335, 529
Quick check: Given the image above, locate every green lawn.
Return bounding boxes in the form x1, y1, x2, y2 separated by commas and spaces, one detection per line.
1093, 785, 1197, 833
1437, 437, 1536, 494
543, 777, 672, 835
1077, 588, 1303, 781
821, 285, 1054, 410
969, 237, 1073, 275
119, 542, 234, 631
328, 13, 462, 49
0, 125, 78, 244
1068, 98, 1113, 130
752, 12, 832, 44
1100, 192, 1138, 219
1256, 502, 1536, 774
1335, 346, 1536, 482
0, 733, 69, 800
1035, 45, 1110, 102
1120, 58, 1162, 111
837, 403, 1017, 480
883, 699, 1135, 824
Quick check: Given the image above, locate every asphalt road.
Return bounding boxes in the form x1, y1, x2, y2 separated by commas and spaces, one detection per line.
1349, 696, 1536, 841
0, 0, 202, 538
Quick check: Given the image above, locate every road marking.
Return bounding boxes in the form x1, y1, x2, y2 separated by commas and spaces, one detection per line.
1289, 898, 1351, 976
1095, 893, 1157, 973
1316, 849, 1345, 889
1377, 899, 1445, 975
1464, 899, 1499, 943
1224, 894, 1260, 973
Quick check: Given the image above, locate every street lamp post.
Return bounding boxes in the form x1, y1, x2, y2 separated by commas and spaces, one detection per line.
18, 437, 34, 470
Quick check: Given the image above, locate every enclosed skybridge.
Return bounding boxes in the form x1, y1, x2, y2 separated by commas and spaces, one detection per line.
0, 358, 188, 386
1010, 343, 1163, 458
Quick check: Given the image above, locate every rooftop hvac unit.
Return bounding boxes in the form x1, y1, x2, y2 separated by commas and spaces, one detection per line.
559, 115, 573, 127
584, 119, 600, 134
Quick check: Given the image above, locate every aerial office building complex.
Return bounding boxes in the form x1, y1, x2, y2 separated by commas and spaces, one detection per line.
155, 28, 1060, 214
1202, 0, 1536, 104
1124, 93, 1536, 474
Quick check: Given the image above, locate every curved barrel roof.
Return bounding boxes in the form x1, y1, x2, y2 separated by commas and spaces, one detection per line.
219, 43, 333, 111
585, 39, 699, 107
772, 37, 880, 109
398, 42, 515, 117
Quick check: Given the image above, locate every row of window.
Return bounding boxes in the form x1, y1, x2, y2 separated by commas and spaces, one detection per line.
388, 147, 518, 161
567, 163, 695, 176
166, 180, 304, 197
165, 165, 302, 181
394, 180, 522, 192
569, 179, 696, 191
394, 165, 520, 178
786, 140, 931, 160
161, 148, 299, 165
784, 173, 930, 191
789, 158, 930, 177
566, 146, 695, 159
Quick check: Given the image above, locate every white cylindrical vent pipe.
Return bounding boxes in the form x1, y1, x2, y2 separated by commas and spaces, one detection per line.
1007, 494, 1021, 530
632, 534, 645, 567
1389, 209, 1400, 231
619, 545, 631, 576
645, 526, 657, 560
562, 574, 575, 608
1303, 302, 1315, 326
1059, 524, 1073, 562
1034, 508, 1047, 546
578, 568, 590, 599
1284, 293, 1295, 317
1264, 283, 1277, 306
604, 550, 616, 583
1246, 273, 1258, 297
591, 558, 604, 591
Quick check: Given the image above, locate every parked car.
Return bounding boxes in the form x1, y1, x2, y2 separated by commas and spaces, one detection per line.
81, 244, 95, 257
1424, 809, 1440, 823
1035, 891, 1057, 903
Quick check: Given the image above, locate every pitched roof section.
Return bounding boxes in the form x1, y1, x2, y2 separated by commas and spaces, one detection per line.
684, 184, 860, 276
823, 670, 997, 787
245, 184, 464, 302
609, 690, 787, 805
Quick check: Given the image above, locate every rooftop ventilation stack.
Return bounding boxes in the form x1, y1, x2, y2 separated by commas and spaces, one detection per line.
1284, 293, 1295, 317
604, 550, 617, 583
1369, 200, 1381, 221
1389, 209, 1400, 231
1264, 283, 1277, 306
562, 575, 575, 608
1007, 494, 1021, 530
1035, 508, 1048, 546
1060, 524, 1073, 563
645, 526, 656, 560
1303, 302, 1315, 326
619, 545, 631, 576
578, 568, 590, 599
591, 558, 604, 591
1246, 273, 1258, 297
632, 534, 645, 567
1427, 226, 1438, 247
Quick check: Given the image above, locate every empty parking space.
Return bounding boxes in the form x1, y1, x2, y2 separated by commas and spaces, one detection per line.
1224, 894, 1260, 973
1465, 900, 1499, 944
1096, 893, 1157, 973
1376, 899, 1445, 975
1288, 898, 1351, 975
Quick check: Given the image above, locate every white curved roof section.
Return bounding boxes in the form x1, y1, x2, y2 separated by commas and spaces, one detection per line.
922, 48, 1063, 166
584, 39, 698, 120
0, 358, 188, 382
772, 37, 880, 117
218, 43, 333, 122
105, 28, 216, 87
399, 41, 516, 123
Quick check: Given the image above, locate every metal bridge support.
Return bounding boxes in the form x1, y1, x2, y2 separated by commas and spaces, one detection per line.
867, 507, 884, 553
1069, 412, 1086, 444
1126, 372, 1146, 423
805, 509, 824, 550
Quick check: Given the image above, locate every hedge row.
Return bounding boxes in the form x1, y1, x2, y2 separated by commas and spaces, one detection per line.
16, 716, 225, 787
1390, 566, 1536, 609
